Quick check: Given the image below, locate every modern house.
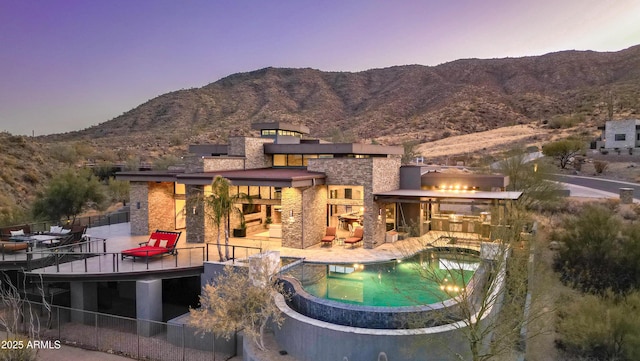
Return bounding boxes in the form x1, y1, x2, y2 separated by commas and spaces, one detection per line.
597, 119, 640, 150
0, 121, 524, 361
117, 122, 521, 249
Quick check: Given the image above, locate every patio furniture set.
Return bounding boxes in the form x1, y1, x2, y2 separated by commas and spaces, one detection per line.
321, 226, 363, 248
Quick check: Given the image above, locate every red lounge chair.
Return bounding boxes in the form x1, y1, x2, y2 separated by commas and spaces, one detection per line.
321, 227, 336, 246
121, 230, 182, 261
344, 227, 363, 248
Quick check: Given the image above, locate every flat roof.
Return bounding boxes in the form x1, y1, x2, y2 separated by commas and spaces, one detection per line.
116, 170, 183, 182
374, 189, 522, 201
251, 122, 310, 134
264, 143, 403, 155
177, 168, 326, 187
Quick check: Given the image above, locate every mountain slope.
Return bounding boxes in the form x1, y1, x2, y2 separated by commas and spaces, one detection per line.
48, 45, 640, 146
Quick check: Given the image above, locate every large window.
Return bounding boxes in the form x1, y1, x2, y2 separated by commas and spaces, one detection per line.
328, 185, 363, 200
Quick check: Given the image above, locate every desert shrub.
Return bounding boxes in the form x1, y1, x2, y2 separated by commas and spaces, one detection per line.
49, 143, 79, 164
554, 204, 640, 294
593, 160, 608, 174
556, 291, 640, 361
0, 336, 37, 361
153, 155, 181, 170
21, 171, 38, 185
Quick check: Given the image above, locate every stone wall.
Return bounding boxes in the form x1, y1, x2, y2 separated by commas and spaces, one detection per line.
308, 157, 400, 249
371, 157, 401, 246
130, 182, 149, 235
281, 187, 302, 248
202, 157, 245, 172
148, 182, 175, 232
302, 186, 327, 248
227, 137, 273, 169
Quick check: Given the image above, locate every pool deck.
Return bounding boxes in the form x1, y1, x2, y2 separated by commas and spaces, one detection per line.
24, 222, 483, 277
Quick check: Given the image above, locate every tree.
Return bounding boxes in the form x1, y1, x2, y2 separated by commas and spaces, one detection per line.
189, 256, 286, 351
189, 176, 250, 261
401, 140, 419, 164
542, 139, 585, 169
0, 272, 51, 361
107, 178, 130, 206
497, 149, 562, 209
32, 168, 105, 224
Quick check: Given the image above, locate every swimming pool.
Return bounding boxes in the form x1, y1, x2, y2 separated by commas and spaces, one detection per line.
297, 253, 479, 307
279, 250, 483, 329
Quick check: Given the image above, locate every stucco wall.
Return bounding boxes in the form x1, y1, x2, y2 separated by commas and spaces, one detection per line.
605, 119, 640, 149
130, 182, 149, 235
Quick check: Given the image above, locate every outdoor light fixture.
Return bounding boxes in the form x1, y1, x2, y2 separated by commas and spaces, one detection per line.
288, 210, 295, 224
378, 208, 383, 222
192, 206, 197, 215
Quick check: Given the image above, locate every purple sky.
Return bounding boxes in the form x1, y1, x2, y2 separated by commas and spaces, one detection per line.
1, 0, 639, 136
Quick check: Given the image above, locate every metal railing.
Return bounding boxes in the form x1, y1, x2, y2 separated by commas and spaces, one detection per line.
11, 301, 233, 361
205, 243, 262, 263
26, 246, 206, 274
20, 211, 130, 234
23, 241, 263, 275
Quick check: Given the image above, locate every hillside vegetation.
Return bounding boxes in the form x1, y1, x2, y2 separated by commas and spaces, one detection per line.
2, 45, 640, 220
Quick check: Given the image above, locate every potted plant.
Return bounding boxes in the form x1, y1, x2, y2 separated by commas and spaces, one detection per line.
233, 216, 247, 237
264, 216, 272, 229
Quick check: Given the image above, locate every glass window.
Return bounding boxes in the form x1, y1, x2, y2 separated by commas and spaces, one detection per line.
174, 183, 185, 195
273, 154, 287, 166
303, 154, 318, 166
344, 188, 353, 199
615, 134, 626, 141
287, 154, 303, 166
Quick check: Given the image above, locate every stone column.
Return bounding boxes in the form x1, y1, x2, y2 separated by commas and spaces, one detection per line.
620, 188, 634, 204
136, 279, 163, 336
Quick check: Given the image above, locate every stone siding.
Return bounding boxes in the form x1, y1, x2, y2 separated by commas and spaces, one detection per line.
302, 186, 327, 248
308, 157, 400, 249
148, 182, 176, 232
243, 137, 273, 169
227, 137, 273, 169
202, 157, 245, 172
281, 187, 302, 248
130, 182, 149, 235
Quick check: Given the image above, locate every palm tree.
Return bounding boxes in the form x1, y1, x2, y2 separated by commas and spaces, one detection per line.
196, 176, 250, 261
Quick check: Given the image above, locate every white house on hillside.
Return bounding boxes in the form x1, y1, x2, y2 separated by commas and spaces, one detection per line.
601, 119, 640, 149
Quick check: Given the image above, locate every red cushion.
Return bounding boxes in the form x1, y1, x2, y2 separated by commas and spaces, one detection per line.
321, 236, 335, 242
122, 246, 171, 258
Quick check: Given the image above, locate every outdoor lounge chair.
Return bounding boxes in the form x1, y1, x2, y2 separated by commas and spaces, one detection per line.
321, 227, 336, 246
344, 227, 363, 248
121, 230, 182, 261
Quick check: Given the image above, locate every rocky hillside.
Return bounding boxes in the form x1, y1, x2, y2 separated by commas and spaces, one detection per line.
4, 45, 640, 222
46, 45, 640, 147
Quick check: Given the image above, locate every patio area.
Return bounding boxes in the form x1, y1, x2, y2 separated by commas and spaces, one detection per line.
22, 222, 487, 278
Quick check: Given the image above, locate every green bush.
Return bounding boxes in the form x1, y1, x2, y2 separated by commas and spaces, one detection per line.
557, 292, 640, 361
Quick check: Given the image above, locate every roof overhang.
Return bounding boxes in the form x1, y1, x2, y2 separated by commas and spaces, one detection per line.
116, 171, 181, 183
374, 189, 523, 203
177, 168, 326, 188
263, 143, 403, 155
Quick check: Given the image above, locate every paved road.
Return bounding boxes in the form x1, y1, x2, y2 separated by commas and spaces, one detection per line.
554, 174, 640, 200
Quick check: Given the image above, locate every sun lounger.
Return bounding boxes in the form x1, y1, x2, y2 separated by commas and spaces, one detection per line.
121, 230, 182, 261
344, 227, 363, 248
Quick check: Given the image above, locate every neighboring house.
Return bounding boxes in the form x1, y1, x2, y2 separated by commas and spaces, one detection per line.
599, 119, 640, 149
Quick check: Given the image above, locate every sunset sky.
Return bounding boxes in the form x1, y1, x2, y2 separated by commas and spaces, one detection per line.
1, 0, 639, 135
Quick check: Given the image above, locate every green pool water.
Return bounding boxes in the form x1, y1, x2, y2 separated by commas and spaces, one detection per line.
302, 253, 479, 307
